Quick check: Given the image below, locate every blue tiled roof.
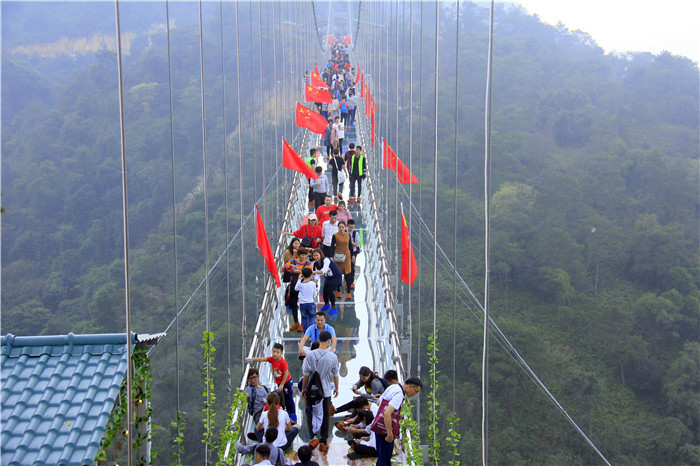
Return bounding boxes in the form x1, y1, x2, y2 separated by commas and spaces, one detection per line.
1, 333, 133, 466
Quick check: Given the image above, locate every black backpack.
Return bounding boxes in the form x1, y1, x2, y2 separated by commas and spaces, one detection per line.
306, 370, 324, 404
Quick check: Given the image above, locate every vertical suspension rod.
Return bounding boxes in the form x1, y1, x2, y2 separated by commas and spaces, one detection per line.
453, 0, 460, 414
258, 0, 266, 223
483, 0, 496, 464
218, 0, 232, 402
196, 0, 212, 460
432, 1, 440, 462
235, 0, 247, 368
407, 0, 414, 375
113, 2, 133, 464
164, 0, 181, 420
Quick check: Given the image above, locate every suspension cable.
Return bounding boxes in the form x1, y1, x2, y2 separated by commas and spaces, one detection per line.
417, 0, 424, 426
235, 0, 247, 368
453, 0, 460, 415
113, 2, 133, 464
196, 0, 212, 460
432, 2, 440, 462
163, 0, 181, 423
258, 0, 266, 225
218, 0, 232, 402
151, 161, 292, 345
310, 1, 326, 50
399, 189, 611, 465
352, 1, 362, 51
408, 0, 414, 375
395, 0, 400, 339
272, 0, 280, 236
483, 0, 495, 463
249, 2, 258, 204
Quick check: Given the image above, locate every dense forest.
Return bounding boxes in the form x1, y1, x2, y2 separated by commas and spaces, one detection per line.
2, 1, 698, 464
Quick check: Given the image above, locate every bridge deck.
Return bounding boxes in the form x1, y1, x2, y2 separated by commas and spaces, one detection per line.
239, 126, 401, 464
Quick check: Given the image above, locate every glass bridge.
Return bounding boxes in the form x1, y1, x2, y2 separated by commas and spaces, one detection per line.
222, 105, 409, 464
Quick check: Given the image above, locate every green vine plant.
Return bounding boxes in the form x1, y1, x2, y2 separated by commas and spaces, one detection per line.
400, 398, 423, 465
95, 379, 127, 464
132, 346, 155, 465
96, 345, 154, 465
427, 331, 440, 465
446, 413, 461, 466
171, 410, 186, 465
202, 331, 217, 457
217, 388, 247, 465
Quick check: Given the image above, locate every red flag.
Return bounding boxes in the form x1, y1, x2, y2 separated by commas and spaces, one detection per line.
305, 84, 332, 104
282, 138, 319, 179
359, 74, 364, 97
371, 113, 375, 147
314, 63, 320, 75
295, 103, 328, 134
256, 205, 281, 288
343, 35, 351, 46
327, 36, 335, 46
383, 139, 398, 170
311, 72, 329, 89
400, 210, 418, 286
394, 156, 418, 184
356, 64, 361, 81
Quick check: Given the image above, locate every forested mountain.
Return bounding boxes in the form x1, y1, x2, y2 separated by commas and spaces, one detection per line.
2, 2, 698, 464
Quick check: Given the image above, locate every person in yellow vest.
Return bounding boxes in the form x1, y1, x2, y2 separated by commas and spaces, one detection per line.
348, 145, 366, 203
306, 148, 320, 206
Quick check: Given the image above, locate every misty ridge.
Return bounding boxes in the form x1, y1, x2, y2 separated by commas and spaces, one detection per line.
1, 1, 698, 464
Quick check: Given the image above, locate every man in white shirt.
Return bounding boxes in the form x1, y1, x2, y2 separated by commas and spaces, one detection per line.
375, 377, 423, 466
320, 211, 339, 259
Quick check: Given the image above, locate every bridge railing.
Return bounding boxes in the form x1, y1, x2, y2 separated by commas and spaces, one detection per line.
355, 73, 417, 461
221, 129, 315, 463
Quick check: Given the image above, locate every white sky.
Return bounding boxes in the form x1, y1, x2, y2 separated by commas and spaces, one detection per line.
512, 0, 700, 64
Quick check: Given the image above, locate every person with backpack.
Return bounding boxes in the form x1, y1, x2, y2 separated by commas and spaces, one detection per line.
244, 368, 269, 424
301, 331, 339, 453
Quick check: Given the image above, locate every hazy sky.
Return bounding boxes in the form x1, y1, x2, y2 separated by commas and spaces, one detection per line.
513, 0, 700, 63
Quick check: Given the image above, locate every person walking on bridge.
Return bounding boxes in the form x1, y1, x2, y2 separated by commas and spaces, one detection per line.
349, 145, 366, 203
301, 331, 339, 453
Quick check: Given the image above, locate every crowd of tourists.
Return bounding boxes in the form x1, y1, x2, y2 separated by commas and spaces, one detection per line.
237, 39, 420, 466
